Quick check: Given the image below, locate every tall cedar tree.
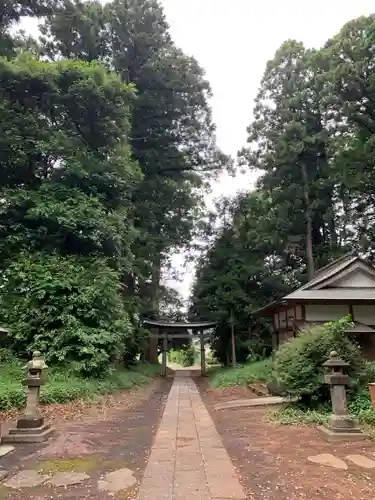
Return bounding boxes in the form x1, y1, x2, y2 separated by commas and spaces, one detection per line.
190, 191, 294, 364
192, 18, 375, 362
238, 40, 338, 279
322, 15, 375, 260
40, 0, 227, 322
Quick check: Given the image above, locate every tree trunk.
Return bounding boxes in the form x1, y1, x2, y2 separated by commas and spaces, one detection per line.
225, 348, 230, 367
144, 257, 162, 364
301, 163, 315, 280
121, 272, 135, 297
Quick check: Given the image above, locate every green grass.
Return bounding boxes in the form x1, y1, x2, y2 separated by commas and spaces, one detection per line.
209, 359, 273, 388
267, 388, 375, 428
0, 359, 163, 412
265, 405, 330, 426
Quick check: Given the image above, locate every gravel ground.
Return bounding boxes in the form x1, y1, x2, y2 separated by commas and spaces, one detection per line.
197, 378, 375, 500
0, 377, 171, 500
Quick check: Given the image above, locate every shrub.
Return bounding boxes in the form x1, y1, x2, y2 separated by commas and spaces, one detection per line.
360, 360, 375, 386
0, 253, 132, 377
168, 349, 183, 365
273, 317, 365, 404
205, 349, 217, 365
168, 345, 196, 367
181, 345, 196, 367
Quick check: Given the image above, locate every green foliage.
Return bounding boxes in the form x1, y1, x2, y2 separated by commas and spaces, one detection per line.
0, 0, 226, 375
210, 359, 273, 388
0, 360, 161, 412
0, 0, 57, 57
238, 40, 338, 278
192, 15, 375, 360
348, 389, 372, 416
181, 345, 196, 367
269, 388, 375, 428
40, 0, 227, 328
0, 55, 142, 374
168, 345, 196, 367
361, 361, 375, 386
167, 349, 184, 365
191, 192, 282, 366
0, 253, 132, 376
205, 349, 217, 365
267, 406, 330, 426
273, 317, 365, 403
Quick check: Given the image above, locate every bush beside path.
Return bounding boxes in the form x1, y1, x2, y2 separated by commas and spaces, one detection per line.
0, 357, 163, 419
209, 359, 273, 388
207, 318, 375, 432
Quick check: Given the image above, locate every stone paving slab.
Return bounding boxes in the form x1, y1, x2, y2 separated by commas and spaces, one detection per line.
214, 396, 298, 411
4, 470, 50, 489
0, 445, 15, 457
48, 471, 90, 487
137, 377, 247, 500
346, 454, 375, 469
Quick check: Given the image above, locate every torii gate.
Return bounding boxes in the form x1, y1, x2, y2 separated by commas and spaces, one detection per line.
143, 319, 216, 376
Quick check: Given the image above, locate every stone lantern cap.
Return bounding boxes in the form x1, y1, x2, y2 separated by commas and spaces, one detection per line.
323, 351, 349, 369
324, 351, 349, 386
24, 351, 48, 372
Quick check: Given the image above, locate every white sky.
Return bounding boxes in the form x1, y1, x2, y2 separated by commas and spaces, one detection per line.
161, 0, 375, 300
20, 1, 375, 301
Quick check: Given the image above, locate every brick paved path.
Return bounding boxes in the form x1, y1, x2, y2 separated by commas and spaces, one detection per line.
137, 377, 246, 500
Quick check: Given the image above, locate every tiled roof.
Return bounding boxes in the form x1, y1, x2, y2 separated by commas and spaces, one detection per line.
253, 253, 375, 316
285, 288, 375, 301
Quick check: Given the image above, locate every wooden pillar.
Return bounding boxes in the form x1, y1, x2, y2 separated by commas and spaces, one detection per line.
231, 321, 236, 368
272, 330, 279, 360
230, 312, 236, 368
200, 328, 206, 376
162, 330, 168, 377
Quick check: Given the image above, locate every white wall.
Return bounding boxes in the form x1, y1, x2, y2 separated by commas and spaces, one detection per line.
305, 304, 349, 322
353, 305, 375, 325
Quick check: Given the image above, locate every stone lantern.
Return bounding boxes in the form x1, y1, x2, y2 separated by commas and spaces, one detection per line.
3, 351, 54, 444
317, 351, 365, 442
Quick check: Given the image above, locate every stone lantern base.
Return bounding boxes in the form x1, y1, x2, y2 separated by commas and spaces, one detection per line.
317, 415, 366, 442
3, 421, 54, 444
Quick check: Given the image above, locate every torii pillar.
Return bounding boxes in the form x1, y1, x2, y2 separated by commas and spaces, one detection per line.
200, 328, 206, 376
162, 330, 168, 377
145, 327, 159, 364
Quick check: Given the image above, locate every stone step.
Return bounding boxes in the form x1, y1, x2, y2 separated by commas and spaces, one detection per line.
248, 382, 269, 397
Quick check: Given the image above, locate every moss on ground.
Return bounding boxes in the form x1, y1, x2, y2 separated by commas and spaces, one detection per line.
37, 456, 103, 473
37, 456, 131, 475
114, 485, 139, 499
